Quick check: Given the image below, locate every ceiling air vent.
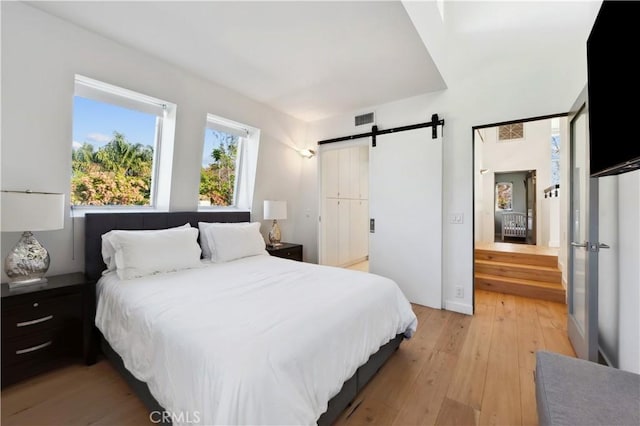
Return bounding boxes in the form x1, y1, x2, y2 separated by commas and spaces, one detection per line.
354, 112, 375, 127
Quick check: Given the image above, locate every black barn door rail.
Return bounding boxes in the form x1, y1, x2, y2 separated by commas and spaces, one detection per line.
317, 113, 445, 147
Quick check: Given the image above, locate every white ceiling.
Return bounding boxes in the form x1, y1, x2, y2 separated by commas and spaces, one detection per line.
26, 1, 602, 123
28, 1, 446, 122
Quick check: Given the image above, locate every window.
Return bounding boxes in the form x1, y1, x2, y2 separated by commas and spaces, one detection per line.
199, 127, 240, 207
71, 75, 173, 208
199, 114, 258, 210
550, 116, 561, 186
496, 182, 513, 210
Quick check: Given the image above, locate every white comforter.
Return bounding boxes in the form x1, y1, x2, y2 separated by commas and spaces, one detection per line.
95, 254, 417, 426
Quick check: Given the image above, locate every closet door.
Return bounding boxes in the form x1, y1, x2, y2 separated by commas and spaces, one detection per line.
322, 150, 339, 198
322, 198, 339, 266
320, 143, 369, 267
359, 146, 369, 200
338, 148, 352, 199
350, 199, 369, 261
337, 199, 351, 265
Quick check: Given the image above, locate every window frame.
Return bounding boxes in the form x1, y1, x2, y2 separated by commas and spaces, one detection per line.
71, 75, 174, 213
198, 114, 255, 211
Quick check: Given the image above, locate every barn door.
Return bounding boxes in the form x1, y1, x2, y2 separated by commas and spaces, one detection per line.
369, 128, 442, 308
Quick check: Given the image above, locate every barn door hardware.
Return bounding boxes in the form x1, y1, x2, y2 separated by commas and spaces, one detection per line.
317, 114, 445, 147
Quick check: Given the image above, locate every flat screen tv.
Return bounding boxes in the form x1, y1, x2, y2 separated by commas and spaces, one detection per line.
587, 0, 640, 177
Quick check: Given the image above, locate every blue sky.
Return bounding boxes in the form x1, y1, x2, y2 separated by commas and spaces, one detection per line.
73, 96, 228, 168
72, 96, 157, 149
202, 130, 217, 168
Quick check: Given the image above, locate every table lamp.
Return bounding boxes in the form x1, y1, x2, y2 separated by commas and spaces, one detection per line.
263, 200, 287, 247
1, 190, 65, 288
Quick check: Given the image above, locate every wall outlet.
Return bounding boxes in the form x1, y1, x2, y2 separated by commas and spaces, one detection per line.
455, 286, 464, 298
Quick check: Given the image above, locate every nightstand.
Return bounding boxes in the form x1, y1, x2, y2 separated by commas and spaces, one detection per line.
1, 272, 96, 388
266, 243, 303, 261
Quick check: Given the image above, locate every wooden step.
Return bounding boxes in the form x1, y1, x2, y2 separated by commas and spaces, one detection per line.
475, 259, 561, 284
475, 273, 565, 303
475, 249, 557, 268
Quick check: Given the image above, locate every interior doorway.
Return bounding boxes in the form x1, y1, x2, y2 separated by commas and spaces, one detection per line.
473, 113, 568, 303
493, 169, 536, 245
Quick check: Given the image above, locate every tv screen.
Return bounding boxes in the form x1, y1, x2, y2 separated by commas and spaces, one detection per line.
587, 1, 640, 177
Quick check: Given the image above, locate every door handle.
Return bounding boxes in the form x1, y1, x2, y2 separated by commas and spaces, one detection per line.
571, 241, 587, 247
588, 242, 611, 252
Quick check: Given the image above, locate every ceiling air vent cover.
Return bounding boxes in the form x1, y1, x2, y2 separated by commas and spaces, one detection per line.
355, 112, 375, 127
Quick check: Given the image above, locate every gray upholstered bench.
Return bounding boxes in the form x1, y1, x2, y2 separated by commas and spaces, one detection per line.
535, 351, 640, 426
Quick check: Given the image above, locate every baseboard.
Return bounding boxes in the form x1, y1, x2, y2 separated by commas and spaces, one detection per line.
445, 300, 473, 315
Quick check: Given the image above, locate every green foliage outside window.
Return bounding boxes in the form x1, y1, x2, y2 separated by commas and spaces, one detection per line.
71, 132, 153, 206
71, 129, 238, 207
199, 130, 238, 207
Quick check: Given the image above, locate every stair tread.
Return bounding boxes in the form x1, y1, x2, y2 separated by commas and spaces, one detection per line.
475, 273, 564, 289
475, 248, 557, 258
475, 259, 560, 272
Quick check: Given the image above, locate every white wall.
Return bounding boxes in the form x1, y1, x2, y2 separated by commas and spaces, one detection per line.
598, 175, 620, 367
0, 2, 313, 280
598, 170, 640, 374
615, 171, 640, 373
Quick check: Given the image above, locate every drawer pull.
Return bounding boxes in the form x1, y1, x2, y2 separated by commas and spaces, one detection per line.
33, 302, 39, 307
16, 315, 54, 327
16, 341, 52, 355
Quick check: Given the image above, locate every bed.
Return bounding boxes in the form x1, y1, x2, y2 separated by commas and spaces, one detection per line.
501, 211, 527, 240
84, 211, 417, 426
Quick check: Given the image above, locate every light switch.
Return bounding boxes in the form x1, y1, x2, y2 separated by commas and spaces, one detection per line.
449, 213, 463, 224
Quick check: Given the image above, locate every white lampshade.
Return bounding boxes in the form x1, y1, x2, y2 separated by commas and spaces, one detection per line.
1, 191, 65, 232
263, 200, 287, 220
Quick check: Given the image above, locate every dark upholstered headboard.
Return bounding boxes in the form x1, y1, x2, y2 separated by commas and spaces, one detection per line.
84, 211, 251, 282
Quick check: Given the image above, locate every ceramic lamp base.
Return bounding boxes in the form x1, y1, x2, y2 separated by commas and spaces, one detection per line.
268, 220, 282, 246
5, 231, 50, 288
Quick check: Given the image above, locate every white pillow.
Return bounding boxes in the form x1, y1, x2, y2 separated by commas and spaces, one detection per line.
107, 226, 203, 280
200, 221, 267, 263
197, 222, 216, 260
101, 224, 190, 273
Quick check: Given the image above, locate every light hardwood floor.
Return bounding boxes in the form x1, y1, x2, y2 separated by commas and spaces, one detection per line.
346, 260, 369, 272
1, 290, 574, 426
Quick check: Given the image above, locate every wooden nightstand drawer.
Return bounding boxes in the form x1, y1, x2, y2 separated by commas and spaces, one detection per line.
2, 293, 82, 339
1, 273, 95, 388
1, 328, 77, 367
266, 243, 303, 261
279, 246, 302, 261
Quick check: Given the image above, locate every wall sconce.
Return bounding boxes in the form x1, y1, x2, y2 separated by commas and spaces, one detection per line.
299, 149, 316, 159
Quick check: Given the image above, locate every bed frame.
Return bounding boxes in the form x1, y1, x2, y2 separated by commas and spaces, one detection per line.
501, 211, 527, 240
84, 211, 404, 426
